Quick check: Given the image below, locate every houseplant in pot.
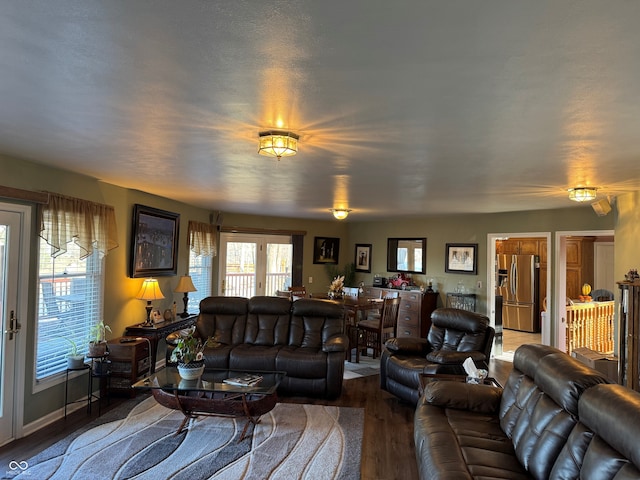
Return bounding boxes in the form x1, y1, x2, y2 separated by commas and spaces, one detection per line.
88, 319, 111, 357
170, 327, 209, 380
62, 338, 85, 369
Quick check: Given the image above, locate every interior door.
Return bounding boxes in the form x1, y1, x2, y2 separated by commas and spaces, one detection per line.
0, 208, 28, 445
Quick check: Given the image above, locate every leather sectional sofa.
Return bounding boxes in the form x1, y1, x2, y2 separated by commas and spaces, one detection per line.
167, 296, 348, 398
414, 344, 640, 479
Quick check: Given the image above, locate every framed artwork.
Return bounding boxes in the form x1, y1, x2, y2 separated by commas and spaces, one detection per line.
129, 204, 180, 278
445, 243, 478, 275
354, 244, 372, 272
313, 237, 340, 264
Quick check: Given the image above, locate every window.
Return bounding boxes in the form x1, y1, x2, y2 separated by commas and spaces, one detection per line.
186, 220, 217, 313
34, 193, 118, 382
187, 249, 211, 313
35, 239, 104, 380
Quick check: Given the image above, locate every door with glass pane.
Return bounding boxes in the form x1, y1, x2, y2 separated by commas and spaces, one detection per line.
0, 208, 28, 445
219, 233, 292, 297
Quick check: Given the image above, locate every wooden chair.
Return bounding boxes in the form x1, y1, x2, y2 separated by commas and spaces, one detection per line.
356, 297, 401, 361
288, 286, 307, 299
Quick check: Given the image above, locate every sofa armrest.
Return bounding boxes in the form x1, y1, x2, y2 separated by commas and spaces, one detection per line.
323, 333, 348, 353
426, 350, 486, 365
423, 380, 502, 414
385, 337, 430, 355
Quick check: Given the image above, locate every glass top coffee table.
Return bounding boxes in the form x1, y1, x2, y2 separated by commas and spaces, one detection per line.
133, 367, 286, 439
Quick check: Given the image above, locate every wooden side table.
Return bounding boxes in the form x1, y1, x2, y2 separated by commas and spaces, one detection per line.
125, 314, 197, 373
107, 337, 151, 397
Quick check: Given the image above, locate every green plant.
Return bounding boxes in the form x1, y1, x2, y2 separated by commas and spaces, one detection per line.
325, 262, 356, 287
56, 337, 81, 357
89, 320, 111, 344
170, 328, 211, 365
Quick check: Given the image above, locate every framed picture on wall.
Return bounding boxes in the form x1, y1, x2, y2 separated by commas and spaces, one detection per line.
445, 243, 478, 275
354, 244, 372, 272
313, 237, 340, 264
129, 204, 180, 277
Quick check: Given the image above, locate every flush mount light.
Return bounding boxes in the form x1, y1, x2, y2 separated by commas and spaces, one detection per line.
568, 187, 598, 202
258, 130, 299, 160
330, 208, 352, 220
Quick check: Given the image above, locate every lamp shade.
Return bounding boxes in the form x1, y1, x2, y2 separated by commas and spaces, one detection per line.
175, 275, 197, 293
136, 278, 165, 301
258, 130, 299, 159
568, 187, 598, 202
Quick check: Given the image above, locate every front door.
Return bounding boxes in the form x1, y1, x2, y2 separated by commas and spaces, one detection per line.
0, 205, 30, 445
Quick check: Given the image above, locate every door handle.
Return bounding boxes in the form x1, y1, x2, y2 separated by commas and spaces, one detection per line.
3, 310, 20, 340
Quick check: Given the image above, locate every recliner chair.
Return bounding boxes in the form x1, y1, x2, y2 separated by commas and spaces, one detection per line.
380, 307, 495, 405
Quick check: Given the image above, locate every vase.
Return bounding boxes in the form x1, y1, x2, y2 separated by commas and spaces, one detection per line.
177, 361, 204, 380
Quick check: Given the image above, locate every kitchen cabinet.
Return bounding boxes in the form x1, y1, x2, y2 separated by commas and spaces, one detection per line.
496, 237, 547, 310
566, 237, 595, 299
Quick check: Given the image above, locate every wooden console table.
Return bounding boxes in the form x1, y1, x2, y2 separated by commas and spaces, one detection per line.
125, 314, 197, 373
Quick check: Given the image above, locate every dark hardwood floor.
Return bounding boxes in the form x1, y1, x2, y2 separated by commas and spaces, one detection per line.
0, 358, 513, 480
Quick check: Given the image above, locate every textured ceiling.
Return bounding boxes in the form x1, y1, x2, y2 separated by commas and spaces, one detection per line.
1, 1, 640, 220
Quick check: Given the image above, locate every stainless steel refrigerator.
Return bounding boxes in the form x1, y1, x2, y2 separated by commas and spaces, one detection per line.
497, 254, 540, 332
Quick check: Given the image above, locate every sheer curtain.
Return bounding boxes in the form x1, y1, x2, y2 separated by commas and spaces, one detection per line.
39, 192, 118, 257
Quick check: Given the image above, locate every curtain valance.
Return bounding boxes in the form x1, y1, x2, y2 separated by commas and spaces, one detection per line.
39, 193, 119, 258
188, 220, 218, 257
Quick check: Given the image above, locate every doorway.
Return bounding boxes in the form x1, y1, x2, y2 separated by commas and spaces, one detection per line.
0, 204, 31, 446
487, 232, 550, 359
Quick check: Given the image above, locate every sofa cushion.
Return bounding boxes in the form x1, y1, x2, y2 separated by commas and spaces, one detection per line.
245, 296, 291, 345
197, 296, 248, 345
428, 308, 489, 352
229, 344, 281, 371
289, 299, 345, 348
423, 381, 502, 414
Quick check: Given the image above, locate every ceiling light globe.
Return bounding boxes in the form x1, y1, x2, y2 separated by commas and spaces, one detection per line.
568, 187, 597, 202
258, 130, 299, 160
331, 209, 351, 220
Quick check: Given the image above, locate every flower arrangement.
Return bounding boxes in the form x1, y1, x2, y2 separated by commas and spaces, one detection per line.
170, 327, 209, 365
328, 275, 345, 298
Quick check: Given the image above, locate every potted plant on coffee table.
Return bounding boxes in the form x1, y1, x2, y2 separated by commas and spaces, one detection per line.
88, 319, 111, 357
170, 327, 209, 380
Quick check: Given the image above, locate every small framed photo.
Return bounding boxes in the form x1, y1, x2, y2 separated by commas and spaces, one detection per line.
354, 244, 372, 273
445, 243, 478, 275
129, 204, 180, 278
313, 237, 340, 264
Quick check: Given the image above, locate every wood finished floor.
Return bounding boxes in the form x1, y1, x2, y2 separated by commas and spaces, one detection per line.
0, 358, 513, 480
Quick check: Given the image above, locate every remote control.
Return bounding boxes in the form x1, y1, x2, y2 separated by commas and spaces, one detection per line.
119, 337, 136, 343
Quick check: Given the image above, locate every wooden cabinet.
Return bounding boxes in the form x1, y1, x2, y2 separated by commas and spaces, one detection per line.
362, 287, 438, 338
107, 338, 151, 397
496, 238, 539, 255
566, 237, 595, 299
618, 281, 640, 391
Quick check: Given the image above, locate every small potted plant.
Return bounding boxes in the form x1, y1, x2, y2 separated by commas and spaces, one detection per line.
88, 319, 111, 357
170, 327, 209, 380
61, 338, 85, 369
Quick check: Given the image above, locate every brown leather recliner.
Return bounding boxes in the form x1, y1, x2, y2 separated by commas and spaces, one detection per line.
380, 307, 495, 405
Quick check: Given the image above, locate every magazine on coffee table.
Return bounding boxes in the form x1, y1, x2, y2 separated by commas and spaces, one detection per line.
223, 374, 264, 387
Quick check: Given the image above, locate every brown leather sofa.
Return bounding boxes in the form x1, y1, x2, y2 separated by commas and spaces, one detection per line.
166, 296, 348, 398
414, 344, 640, 479
380, 308, 495, 405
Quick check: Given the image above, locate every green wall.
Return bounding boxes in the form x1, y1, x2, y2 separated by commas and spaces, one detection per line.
0, 152, 626, 429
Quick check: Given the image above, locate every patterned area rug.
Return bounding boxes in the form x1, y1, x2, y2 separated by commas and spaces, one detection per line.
344, 355, 380, 380
10, 396, 363, 480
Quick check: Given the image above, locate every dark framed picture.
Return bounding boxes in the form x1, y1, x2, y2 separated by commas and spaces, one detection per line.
355, 244, 372, 272
313, 237, 340, 264
445, 243, 478, 275
129, 204, 180, 278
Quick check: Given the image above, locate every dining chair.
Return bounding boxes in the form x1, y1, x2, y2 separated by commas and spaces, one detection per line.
366, 289, 398, 321
356, 296, 401, 361
288, 286, 307, 299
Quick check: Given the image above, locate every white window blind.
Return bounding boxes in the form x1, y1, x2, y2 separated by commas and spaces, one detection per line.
188, 249, 211, 313
36, 238, 104, 380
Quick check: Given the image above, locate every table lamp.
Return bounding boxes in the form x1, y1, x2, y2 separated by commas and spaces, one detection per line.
175, 275, 197, 318
136, 278, 165, 326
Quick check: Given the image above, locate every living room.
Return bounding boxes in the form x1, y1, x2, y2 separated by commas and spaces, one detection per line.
3, 1, 640, 478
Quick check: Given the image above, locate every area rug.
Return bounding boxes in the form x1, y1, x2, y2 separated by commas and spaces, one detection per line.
10, 397, 363, 480
343, 356, 380, 380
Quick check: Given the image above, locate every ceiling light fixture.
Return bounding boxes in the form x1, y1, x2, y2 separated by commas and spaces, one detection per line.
330, 208, 352, 220
258, 130, 299, 160
568, 187, 598, 202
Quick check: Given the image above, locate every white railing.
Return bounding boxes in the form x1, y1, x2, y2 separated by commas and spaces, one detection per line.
224, 272, 290, 298
566, 300, 615, 354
